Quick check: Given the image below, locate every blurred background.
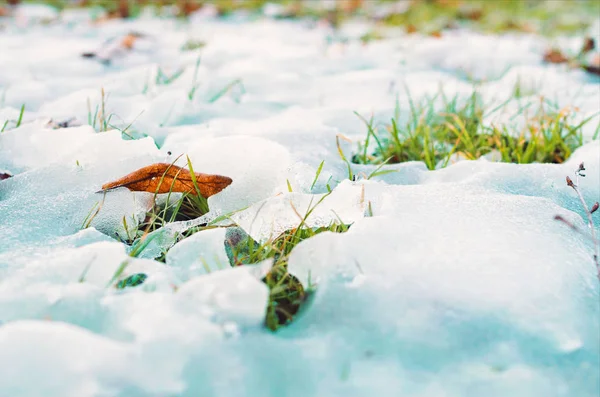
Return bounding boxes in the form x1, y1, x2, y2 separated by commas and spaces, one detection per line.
2, 0, 600, 37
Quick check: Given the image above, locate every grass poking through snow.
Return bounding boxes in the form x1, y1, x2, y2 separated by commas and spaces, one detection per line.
352, 90, 597, 170
223, 210, 350, 330
88, 158, 351, 331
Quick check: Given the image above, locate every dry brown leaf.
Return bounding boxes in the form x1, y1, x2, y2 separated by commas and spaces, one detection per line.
121, 33, 139, 49
543, 49, 568, 64
100, 163, 232, 198
581, 37, 595, 54
0, 172, 12, 181
178, 0, 203, 17
117, 0, 130, 18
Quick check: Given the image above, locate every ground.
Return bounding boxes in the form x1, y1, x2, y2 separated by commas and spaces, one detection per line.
0, 2, 599, 397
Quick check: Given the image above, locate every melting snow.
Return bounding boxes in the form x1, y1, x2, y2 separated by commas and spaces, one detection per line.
0, 3, 599, 397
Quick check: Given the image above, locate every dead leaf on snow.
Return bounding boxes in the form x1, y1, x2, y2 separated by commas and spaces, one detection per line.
99, 163, 232, 198
581, 37, 595, 54
45, 118, 82, 129
121, 33, 140, 49
81, 32, 146, 64
178, 0, 203, 17
543, 48, 568, 64
0, 172, 12, 181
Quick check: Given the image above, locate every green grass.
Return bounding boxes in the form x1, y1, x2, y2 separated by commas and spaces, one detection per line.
379, 0, 600, 36
88, 158, 351, 330
352, 90, 598, 170
19, 0, 292, 19
136, 169, 350, 331
1, 104, 25, 132
222, 195, 350, 330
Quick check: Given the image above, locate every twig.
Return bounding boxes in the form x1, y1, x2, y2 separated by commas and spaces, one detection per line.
562, 162, 599, 280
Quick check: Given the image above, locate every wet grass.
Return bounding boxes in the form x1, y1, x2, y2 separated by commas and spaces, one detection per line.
352, 90, 598, 170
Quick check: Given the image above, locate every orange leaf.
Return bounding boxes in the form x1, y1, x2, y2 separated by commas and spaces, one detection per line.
100, 163, 232, 198
543, 49, 568, 64
121, 33, 138, 49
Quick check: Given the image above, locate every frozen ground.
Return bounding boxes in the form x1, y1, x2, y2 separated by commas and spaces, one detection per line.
1, 3, 599, 397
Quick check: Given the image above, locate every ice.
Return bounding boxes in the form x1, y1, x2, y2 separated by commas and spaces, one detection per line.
166, 228, 230, 279
0, 130, 160, 247
0, 240, 178, 328
230, 180, 367, 242
176, 264, 270, 328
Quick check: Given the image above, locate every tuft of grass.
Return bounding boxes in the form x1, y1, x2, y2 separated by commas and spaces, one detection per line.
1, 104, 26, 132
116, 273, 148, 289
223, 195, 351, 331
142, 66, 185, 95
15, 104, 25, 128
352, 91, 596, 170
88, 88, 115, 133
187, 56, 202, 101
208, 78, 245, 104
360, 30, 384, 45
181, 38, 206, 52
262, 222, 350, 330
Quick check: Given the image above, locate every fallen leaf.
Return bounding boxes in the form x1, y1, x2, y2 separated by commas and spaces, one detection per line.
121, 35, 136, 49
0, 172, 12, 181
178, 0, 203, 16
100, 163, 232, 198
543, 49, 568, 64
46, 117, 82, 129
581, 37, 595, 54
82, 32, 146, 64
117, 0, 129, 18
121, 32, 142, 49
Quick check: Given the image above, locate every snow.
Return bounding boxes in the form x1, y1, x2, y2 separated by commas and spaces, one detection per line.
0, 3, 599, 397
